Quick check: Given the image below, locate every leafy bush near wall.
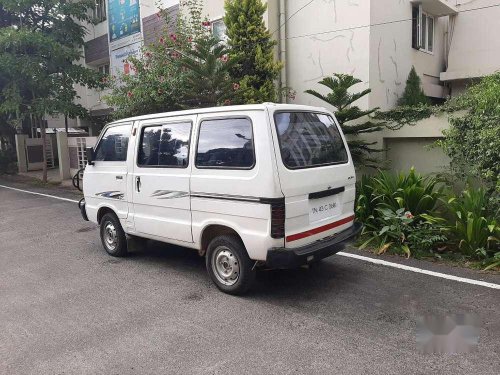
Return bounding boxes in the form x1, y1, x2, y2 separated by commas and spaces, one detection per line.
440, 187, 499, 261
356, 168, 499, 269
438, 72, 500, 191
356, 168, 444, 257
355, 167, 442, 220
0, 149, 17, 174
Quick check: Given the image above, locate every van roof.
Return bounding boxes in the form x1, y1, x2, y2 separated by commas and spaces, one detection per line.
108, 103, 330, 125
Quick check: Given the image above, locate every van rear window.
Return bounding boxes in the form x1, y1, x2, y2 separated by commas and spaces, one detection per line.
274, 112, 348, 169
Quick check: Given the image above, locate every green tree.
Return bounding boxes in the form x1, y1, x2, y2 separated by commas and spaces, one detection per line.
0, 0, 104, 181
439, 72, 500, 191
180, 35, 236, 108
224, 0, 282, 103
398, 66, 429, 106
305, 74, 385, 167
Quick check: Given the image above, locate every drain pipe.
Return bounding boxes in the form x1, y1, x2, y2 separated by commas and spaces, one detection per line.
279, 0, 288, 103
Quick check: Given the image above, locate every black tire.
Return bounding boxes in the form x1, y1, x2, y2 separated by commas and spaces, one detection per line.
100, 213, 128, 257
206, 235, 256, 295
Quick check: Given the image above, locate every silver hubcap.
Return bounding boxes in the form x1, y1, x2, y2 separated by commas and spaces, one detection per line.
103, 221, 118, 251
212, 246, 240, 286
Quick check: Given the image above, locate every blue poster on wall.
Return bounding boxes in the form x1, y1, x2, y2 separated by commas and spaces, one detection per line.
108, 0, 141, 43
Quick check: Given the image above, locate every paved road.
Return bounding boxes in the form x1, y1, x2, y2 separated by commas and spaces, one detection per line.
1, 184, 499, 374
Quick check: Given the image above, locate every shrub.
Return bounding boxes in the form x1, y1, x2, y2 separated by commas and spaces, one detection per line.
356, 170, 499, 268
356, 167, 442, 218
484, 252, 500, 271
397, 66, 429, 106
359, 207, 415, 257
355, 174, 376, 223
439, 72, 500, 191
406, 222, 448, 255
443, 186, 499, 259
356, 167, 444, 257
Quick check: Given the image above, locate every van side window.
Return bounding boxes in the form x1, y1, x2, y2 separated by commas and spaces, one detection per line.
196, 118, 254, 169
138, 122, 191, 167
94, 124, 130, 162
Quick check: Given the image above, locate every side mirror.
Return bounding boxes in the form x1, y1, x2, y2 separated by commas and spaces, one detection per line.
85, 147, 95, 166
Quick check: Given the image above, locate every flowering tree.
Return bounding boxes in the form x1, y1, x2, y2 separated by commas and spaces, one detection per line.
104, 30, 188, 119
106, 0, 237, 118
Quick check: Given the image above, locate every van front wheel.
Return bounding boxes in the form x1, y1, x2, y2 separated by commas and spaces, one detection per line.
206, 235, 255, 295
100, 213, 128, 257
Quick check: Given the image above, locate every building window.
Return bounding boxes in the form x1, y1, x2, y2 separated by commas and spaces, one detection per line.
212, 19, 228, 43
93, 0, 107, 24
421, 12, 434, 53
412, 5, 434, 53
97, 63, 110, 76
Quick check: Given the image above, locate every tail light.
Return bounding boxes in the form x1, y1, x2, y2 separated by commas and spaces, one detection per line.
270, 202, 285, 239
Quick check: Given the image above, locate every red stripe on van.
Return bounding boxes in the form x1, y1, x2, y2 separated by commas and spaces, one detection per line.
285, 215, 355, 242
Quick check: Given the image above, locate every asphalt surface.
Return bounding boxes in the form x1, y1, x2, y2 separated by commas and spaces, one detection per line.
1, 182, 499, 374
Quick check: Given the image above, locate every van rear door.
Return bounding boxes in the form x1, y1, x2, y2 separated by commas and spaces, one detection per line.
270, 110, 356, 249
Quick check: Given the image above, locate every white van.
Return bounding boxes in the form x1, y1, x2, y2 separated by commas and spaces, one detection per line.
79, 103, 361, 294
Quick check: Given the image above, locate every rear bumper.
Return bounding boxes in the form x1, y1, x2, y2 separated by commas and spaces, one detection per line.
78, 198, 89, 221
265, 222, 362, 268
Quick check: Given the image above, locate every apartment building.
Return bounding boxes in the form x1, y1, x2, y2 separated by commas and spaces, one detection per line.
57, 0, 499, 172
65, 0, 180, 135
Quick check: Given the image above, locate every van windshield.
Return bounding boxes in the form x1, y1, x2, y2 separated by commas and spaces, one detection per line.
274, 112, 348, 169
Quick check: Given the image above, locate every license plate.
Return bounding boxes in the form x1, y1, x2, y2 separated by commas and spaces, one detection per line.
309, 195, 341, 223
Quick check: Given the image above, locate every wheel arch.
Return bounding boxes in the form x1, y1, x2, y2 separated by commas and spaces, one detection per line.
199, 224, 245, 257
97, 206, 118, 224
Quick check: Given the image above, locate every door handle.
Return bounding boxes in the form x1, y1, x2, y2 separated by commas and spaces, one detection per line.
115, 175, 123, 180
136, 176, 141, 192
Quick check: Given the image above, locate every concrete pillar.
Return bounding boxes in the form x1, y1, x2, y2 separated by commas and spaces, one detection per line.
56, 131, 71, 180
15, 134, 27, 173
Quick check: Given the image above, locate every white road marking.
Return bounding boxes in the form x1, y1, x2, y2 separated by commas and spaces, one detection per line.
338, 251, 500, 290
1, 184, 499, 290
0, 184, 79, 203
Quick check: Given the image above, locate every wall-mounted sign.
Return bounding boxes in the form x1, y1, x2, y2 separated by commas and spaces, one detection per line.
108, 0, 141, 44
110, 40, 143, 77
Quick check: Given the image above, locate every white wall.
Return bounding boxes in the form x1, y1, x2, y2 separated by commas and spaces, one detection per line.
369, 0, 448, 111
200, 0, 271, 26
442, 0, 500, 82
284, 0, 371, 109
385, 137, 450, 174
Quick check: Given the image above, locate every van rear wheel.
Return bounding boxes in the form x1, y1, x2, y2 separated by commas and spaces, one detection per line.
206, 235, 255, 295
100, 213, 128, 257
